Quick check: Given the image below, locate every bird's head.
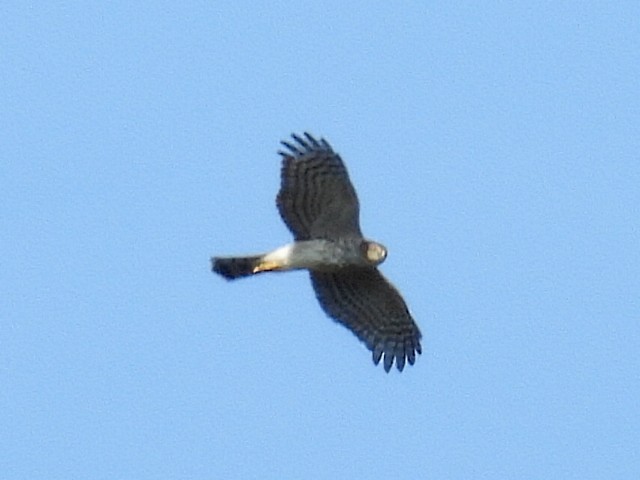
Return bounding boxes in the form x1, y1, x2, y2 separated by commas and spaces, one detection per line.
361, 240, 387, 265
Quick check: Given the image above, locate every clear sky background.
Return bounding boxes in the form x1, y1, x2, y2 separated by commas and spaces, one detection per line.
2, 2, 639, 479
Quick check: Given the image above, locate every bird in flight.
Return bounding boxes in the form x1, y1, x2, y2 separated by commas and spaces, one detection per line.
212, 133, 422, 372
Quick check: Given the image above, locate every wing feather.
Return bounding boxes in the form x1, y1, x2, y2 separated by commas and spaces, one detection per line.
277, 133, 362, 240
310, 268, 422, 372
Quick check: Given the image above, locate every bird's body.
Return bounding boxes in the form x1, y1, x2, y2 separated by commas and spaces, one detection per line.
211, 133, 422, 372
213, 238, 386, 278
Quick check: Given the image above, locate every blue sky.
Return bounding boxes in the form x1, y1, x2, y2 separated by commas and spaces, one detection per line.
2, 2, 639, 479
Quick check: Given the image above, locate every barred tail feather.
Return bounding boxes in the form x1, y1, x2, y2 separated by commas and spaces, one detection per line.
212, 255, 262, 280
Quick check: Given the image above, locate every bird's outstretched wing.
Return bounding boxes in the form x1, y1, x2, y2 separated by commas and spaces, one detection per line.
310, 268, 422, 372
277, 133, 362, 241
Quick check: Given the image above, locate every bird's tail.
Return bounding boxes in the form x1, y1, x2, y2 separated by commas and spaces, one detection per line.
212, 244, 293, 280
211, 255, 264, 280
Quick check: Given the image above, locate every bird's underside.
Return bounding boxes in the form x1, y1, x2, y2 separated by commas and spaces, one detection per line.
213, 239, 388, 278
211, 132, 422, 372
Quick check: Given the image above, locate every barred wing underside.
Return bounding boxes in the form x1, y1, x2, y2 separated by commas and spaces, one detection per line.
310, 268, 422, 372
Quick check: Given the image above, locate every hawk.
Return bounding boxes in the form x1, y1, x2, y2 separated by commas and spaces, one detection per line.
212, 133, 422, 372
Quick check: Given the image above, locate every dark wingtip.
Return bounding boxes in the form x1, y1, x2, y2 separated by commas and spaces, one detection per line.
371, 335, 421, 373
395, 352, 406, 372
279, 132, 332, 157
291, 133, 310, 150
383, 352, 393, 373
304, 132, 321, 147
372, 345, 384, 366
280, 140, 301, 155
